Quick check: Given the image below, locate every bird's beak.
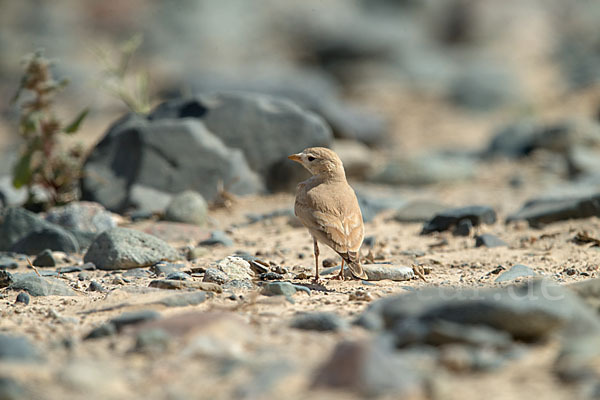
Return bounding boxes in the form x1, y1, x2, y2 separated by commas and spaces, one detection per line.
288, 153, 302, 163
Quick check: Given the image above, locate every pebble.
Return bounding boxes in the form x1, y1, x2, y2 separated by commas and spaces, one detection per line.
57, 266, 82, 274
164, 190, 208, 225
15, 292, 30, 305
88, 281, 106, 293
166, 271, 189, 281
203, 267, 229, 284
216, 256, 254, 281
494, 265, 537, 282
259, 272, 284, 280
475, 234, 508, 248
149, 279, 223, 293
198, 231, 233, 247
291, 312, 347, 332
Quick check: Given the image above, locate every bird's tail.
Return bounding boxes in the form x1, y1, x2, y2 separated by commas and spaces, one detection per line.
341, 251, 369, 280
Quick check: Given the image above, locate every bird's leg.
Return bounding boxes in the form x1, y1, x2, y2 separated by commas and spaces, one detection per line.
313, 238, 320, 282
330, 258, 345, 280
337, 259, 345, 280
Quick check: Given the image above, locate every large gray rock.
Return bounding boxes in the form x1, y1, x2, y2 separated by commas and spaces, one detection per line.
84, 228, 179, 270
81, 113, 263, 213
506, 194, 600, 228
0, 207, 79, 254
10, 227, 79, 255
361, 279, 600, 342
149, 92, 333, 191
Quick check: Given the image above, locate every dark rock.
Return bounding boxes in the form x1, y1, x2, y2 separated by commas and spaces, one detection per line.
198, 231, 233, 247
259, 271, 284, 281
290, 312, 347, 332
362, 279, 600, 341
0, 334, 39, 361
0, 270, 12, 288
165, 271, 189, 281
45, 201, 116, 233
110, 310, 160, 332
88, 281, 106, 293
394, 200, 449, 223
150, 262, 180, 276
453, 219, 473, 237
0, 256, 18, 270
149, 92, 333, 192
312, 339, 427, 397
0, 207, 58, 251
81, 113, 263, 213
15, 292, 30, 305
33, 249, 56, 267
475, 234, 508, 248
8, 273, 76, 296
83, 227, 179, 270
10, 227, 79, 255
164, 190, 208, 225
421, 205, 497, 234
506, 194, 600, 228
203, 267, 229, 284
155, 291, 207, 308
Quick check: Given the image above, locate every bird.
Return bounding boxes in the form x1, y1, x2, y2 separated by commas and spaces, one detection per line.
288, 147, 368, 281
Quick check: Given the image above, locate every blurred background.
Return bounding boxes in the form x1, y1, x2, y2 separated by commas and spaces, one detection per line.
2, 0, 600, 209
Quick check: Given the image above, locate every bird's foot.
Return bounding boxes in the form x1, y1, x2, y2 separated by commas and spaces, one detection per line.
329, 273, 345, 281
312, 277, 327, 286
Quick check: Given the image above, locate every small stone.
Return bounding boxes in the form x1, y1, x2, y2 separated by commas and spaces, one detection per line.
223, 280, 255, 290
33, 249, 56, 267
476, 234, 508, 248
122, 268, 152, 278
166, 271, 189, 281
88, 281, 106, 293
355, 264, 414, 281
291, 312, 347, 332
203, 267, 229, 284
261, 281, 297, 297
150, 261, 180, 276
57, 266, 82, 274
77, 272, 89, 281
494, 265, 537, 282
199, 231, 233, 247
453, 219, 473, 237
216, 256, 254, 280
259, 272, 284, 281
164, 190, 208, 225
16, 292, 30, 305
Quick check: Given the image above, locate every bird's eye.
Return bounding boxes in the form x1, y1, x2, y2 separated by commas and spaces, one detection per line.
307, 156, 315, 162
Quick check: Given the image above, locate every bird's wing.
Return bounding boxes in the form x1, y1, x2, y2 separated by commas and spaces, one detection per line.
295, 181, 364, 254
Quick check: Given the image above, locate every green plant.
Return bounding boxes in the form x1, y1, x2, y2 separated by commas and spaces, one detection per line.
95, 34, 151, 114
11, 50, 88, 209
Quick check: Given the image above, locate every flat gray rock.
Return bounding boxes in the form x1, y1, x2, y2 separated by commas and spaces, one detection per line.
8, 273, 76, 296
506, 194, 600, 228
84, 228, 179, 270
495, 265, 536, 282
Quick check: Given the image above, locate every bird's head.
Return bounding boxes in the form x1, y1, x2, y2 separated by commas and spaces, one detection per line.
288, 147, 345, 178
